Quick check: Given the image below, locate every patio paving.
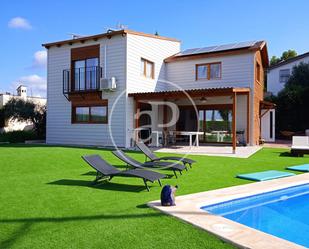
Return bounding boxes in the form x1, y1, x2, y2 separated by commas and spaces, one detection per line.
153, 145, 262, 158
263, 139, 292, 149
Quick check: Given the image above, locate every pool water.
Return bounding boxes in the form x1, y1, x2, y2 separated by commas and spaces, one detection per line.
201, 184, 309, 248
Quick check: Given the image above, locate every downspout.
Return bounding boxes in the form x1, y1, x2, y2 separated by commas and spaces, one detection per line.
104, 43, 107, 78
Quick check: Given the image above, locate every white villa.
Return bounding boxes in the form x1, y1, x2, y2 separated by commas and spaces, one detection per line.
267, 52, 309, 95
0, 85, 46, 132
42, 29, 275, 151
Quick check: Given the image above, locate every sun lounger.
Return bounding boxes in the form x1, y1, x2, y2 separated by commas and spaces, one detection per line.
82, 154, 165, 191
136, 141, 196, 168
291, 136, 309, 157
112, 150, 186, 178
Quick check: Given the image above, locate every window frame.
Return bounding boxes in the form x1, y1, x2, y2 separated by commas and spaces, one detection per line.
72, 103, 108, 124
70, 44, 100, 92
195, 62, 222, 81
141, 58, 155, 79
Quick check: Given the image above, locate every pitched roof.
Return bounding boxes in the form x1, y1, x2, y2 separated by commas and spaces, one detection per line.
42, 29, 180, 48
165, 40, 268, 66
268, 52, 309, 70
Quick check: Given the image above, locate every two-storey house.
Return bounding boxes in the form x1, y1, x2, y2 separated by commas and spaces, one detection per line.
42, 29, 272, 151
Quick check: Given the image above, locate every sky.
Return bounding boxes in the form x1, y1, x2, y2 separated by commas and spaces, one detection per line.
0, 0, 308, 97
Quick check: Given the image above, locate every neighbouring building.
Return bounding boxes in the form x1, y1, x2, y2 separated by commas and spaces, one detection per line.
42, 29, 275, 150
267, 52, 309, 95
0, 85, 47, 132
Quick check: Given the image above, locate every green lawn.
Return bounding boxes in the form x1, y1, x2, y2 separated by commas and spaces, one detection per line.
1, 145, 309, 249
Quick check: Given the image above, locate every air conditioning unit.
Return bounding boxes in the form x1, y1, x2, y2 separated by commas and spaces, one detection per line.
100, 77, 117, 92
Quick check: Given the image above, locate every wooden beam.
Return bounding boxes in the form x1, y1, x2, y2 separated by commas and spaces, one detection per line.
232, 92, 237, 153
246, 92, 250, 144
163, 102, 168, 131
134, 100, 140, 142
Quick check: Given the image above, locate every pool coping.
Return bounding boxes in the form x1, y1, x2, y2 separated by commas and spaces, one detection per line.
148, 173, 309, 249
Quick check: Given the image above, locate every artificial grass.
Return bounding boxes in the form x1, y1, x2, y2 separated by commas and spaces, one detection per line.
0, 145, 309, 249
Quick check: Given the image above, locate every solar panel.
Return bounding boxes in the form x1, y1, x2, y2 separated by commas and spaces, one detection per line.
177, 41, 257, 57
179, 48, 200, 56
194, 46, 218, 54
233, 41, 257, 49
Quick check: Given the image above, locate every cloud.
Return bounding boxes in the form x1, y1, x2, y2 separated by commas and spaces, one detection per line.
8, 17, 32, 30
31, 50, 47, 68
11, 75, 46, 98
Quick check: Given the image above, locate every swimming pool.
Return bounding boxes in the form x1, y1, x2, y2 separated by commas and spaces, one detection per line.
201, 183, 309, 248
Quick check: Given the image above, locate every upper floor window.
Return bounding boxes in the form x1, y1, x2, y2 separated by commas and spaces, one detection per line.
70, 45, 100, 92
256, 62, 261, 82
141, 58, 154, 79
279, 69, 290, 84
196, 62, 221, 80
74, 57, 99, 91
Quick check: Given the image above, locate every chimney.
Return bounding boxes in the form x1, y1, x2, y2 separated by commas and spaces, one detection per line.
17, 85, 27, 98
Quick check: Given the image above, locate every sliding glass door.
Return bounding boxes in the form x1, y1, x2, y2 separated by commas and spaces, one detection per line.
198, 109, 232, 143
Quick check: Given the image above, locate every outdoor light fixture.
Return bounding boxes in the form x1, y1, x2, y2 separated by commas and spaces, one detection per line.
200, 97, 207, 103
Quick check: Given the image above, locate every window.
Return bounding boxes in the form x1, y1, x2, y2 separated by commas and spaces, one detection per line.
74, 57, 99, 91
279, 69, 290, 84
197, 65, 208, 80
71, 44, 100, 92
210, 63, 221, 79
196, 62, 221, 80
256, 62, 261, 82
72, 104, 108, 124
141, 58, 154, 79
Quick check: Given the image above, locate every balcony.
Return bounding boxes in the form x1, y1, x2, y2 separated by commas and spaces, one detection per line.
63, 66, 102, 95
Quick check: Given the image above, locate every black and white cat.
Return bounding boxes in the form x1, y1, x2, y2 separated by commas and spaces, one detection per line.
161, 185, 178, 206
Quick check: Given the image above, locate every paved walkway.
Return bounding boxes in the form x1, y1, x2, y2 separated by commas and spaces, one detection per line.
153, 145, 262, 158
264, 139, 291, 149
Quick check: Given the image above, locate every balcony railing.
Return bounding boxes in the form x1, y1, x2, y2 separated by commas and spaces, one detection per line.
63, 66, 102, 94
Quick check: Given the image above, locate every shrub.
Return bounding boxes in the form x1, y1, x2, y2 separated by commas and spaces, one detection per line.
0, 130, 39, 143
3, 98, 46, 138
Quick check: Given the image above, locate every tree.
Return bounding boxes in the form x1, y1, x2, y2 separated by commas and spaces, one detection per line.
270, 56, 281, 66
281, 49, 297, 61
269, 49, 297, 66
3, 98, 46, 137
271, 62, 309, 133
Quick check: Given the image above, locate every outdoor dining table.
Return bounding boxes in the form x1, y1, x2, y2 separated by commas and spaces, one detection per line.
178, 131, 204, 147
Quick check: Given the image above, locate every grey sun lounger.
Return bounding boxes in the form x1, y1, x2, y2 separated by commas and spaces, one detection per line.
112, 150, 186, 178
136, 141, 196, 168
82, 155, 165, 191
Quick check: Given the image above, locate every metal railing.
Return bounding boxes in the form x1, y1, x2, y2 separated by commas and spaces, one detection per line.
63, 66, 102, 94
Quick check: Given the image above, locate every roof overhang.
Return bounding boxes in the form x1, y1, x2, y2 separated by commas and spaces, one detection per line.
128, 87, 250, 100
42, 29, 180, 49
260, 100, 276, 109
